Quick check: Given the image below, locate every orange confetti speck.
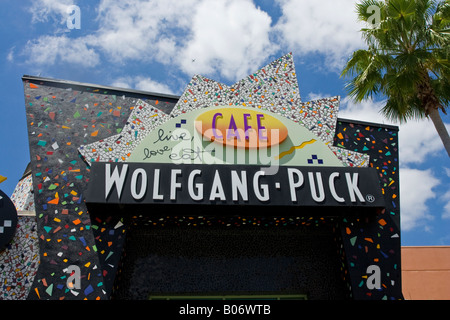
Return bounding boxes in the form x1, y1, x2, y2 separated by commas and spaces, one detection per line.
48, 198, 59, 205
34, 288, 41, 299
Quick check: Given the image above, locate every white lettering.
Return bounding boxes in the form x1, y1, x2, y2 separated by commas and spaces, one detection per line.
130, 168, 147, 200
152, 169, 164, 200
179, 304, 213, 317
170, 169, 182, 200
105, 164, 128, 200
209, 170, 226, 201
329, 172, 345, 203
264, 305, 270, 314
253, 171, 269, 202
231, 170, 248, 201
98, 164, 379, 208
345, 172, 365, 203
366, 265, 381, 289
308, 172, 325, 202
188, 169, 203, 200
259, 129, 280, 175
65, 265, 81, 290
66, 5, 81, 30
367, 5, 381, 29
287, 168, 304, 202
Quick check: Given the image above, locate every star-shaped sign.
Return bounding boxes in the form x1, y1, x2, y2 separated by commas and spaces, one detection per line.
78, 53, 369, 168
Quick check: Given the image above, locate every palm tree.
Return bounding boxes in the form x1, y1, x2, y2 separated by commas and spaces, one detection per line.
341, 0, 450, 157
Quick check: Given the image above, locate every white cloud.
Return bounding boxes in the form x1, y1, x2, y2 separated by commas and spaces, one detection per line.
274, 0, 365, 71
23, 35, 99, 67
22, 0, 196, 69
28, 0, 76, 24
395, 120, 447, 164
442, 190, 450, 220
441, 169, 450, 220
178, 0, 276, 81
92, 0, 196, 63
339, 98, 448, 164
94, 0, 276, 81
445, 168, 450, 177
22, 0, 276, 82
400, 168, 439, 231
306, 92, 332, 101
110, 76, 175, 95
6, 47, 15, 62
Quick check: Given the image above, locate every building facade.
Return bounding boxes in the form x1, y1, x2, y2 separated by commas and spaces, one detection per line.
0, 53, 403, 300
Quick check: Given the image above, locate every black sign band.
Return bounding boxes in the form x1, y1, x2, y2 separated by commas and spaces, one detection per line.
85, 163, 385, 211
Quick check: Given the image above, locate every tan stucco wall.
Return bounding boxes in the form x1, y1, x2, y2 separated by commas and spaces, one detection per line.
402, 246, 450, 300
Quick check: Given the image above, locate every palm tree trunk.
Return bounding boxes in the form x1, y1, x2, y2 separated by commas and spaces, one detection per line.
428, 107, 450, 157
416, 68, 450, 157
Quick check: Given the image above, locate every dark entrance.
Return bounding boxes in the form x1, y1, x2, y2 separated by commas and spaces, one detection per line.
111, 214, 349, 300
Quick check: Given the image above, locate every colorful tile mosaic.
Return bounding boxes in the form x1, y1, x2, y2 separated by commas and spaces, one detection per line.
80, 53, 368, 168
334, 120, 401, 300
0, 216, 39, 300
10, 174, 35, 213
170, 53, 301, 117
79, 99, 169, 165
21, 79, 177, 300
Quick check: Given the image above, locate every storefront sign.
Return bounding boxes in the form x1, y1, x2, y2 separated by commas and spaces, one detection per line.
127, 106, 344, 167
85, 162, 384, 210
195, 108, 288, 149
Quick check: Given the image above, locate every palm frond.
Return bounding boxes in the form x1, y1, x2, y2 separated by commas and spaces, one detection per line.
343, 0, 450, 121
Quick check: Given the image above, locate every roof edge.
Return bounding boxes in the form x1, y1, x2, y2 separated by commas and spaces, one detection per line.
337, 117, 399, 131
22, 74, 181, 101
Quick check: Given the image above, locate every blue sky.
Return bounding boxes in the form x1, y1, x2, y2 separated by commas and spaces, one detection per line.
0, 0, 449, 246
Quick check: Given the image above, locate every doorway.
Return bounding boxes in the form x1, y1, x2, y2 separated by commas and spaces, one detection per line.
112, 217, 348, 300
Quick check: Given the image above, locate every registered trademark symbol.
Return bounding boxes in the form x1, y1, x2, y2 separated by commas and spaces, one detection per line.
366, 194, 375, 203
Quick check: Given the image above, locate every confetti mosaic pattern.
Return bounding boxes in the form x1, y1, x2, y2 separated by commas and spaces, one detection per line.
79, 100, 169, 165
171, 53, 301, 117
169, 53, 366, 167
10, 174, 35, 213
285, 97, 339, 145
0, 216, 39, 300
11, 52, 402, 300
81, 53, 368, 168
334, 120, 401, 300
22, 78, 177, 300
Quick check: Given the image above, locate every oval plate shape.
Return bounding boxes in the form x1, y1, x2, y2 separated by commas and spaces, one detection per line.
195, 107, 288, 149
